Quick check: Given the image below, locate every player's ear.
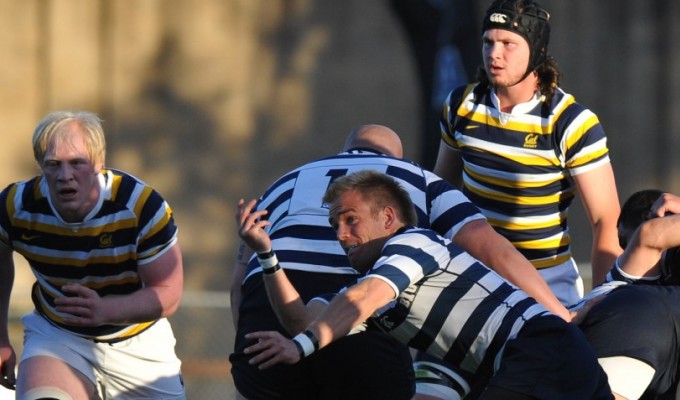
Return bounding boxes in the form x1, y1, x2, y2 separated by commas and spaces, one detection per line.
382, 206, 398, 230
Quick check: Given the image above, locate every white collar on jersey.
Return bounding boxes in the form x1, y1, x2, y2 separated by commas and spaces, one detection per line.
490, 89, 544, 124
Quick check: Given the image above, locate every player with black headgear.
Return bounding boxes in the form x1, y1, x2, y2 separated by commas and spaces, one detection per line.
427, 0, 623, 397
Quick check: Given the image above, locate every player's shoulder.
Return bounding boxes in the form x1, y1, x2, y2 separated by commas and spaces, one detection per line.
550, 87, 591, 114
0, 176, 43, 209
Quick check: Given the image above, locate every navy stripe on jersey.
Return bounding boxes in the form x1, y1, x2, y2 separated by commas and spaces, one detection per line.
264, 188, 294, 230
270, 225, 337, 241
433, 202, 482, 235
274, 249, 352, 269
243, 150, 485, 280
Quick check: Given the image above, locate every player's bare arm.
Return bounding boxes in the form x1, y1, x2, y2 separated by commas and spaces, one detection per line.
245, 277, 394, 369
618, 214, 680, 278
573, 164, 622, 286
236, 198, 312, 334
454, 219, 571, 321
433, 141, 463, 188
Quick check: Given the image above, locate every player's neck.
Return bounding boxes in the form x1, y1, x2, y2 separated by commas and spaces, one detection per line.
494, 75, 539, 112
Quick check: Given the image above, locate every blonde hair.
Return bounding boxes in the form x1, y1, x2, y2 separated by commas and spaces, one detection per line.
322, 170, 417, 226
32, 111, 106, 167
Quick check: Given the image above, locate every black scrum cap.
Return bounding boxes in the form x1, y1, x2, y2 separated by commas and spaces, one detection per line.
482, 0, 551, 76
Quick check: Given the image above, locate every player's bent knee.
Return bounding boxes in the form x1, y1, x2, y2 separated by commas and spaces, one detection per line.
414, 360, 470, 400
18, 387, 74, 400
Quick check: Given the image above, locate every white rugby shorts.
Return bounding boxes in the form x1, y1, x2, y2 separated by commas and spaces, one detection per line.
537, 257, 584, 307
20, 312, 185, 399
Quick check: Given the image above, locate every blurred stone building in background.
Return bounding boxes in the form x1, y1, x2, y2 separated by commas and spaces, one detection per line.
1, 0, 679, 397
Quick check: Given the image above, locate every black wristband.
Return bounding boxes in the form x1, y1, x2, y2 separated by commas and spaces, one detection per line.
257, 249, 275, 259
262, 263, 280, 275
257, 249, 280, 274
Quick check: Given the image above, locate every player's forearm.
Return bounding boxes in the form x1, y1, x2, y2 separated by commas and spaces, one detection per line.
308, 290, 375, 350
492, 252, 570, 320
640, 214, 680, 250
616, 215, 680, 278
262, 267, 313, 335
308, 278, 392, 350
103, 284, 182, 324
457, 223, 570, 319
591, 245, 620, 287
590, 223, 622, 287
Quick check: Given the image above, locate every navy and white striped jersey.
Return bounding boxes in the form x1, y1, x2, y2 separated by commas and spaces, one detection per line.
0, 169, 178, 341
440, 83, 611, 269
363, 227, 550, 376
243, 149, 485, 281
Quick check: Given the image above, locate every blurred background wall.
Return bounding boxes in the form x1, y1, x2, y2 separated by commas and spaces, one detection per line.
1, 0, 679, 397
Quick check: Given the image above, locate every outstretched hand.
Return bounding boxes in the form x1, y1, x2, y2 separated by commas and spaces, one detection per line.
236, 199, 272, 253
244, 331, 301, 369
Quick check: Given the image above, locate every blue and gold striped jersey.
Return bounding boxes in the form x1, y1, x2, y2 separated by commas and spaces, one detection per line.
243, 149, 485, 281
440, 83, 611, 269
0, 168, 178, 341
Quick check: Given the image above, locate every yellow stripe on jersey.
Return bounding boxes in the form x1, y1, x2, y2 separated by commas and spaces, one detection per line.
113, 321, 156, 340
464, 164, 564, 189
110, 170, 123, 198
462, 142, 560, 168
513, 234, 570, 250
486, 214, 566, 231
20, 249, 135, 267
564, 113, 601, 149
44, 274, 140, 290
12, 218, 137, 236
468, 112, 546, 134
568, 147, 609, 169
531, 254, 572, 269
144, 204, 174, 240
133, 185, 153, 217
464, 182, 572, 206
